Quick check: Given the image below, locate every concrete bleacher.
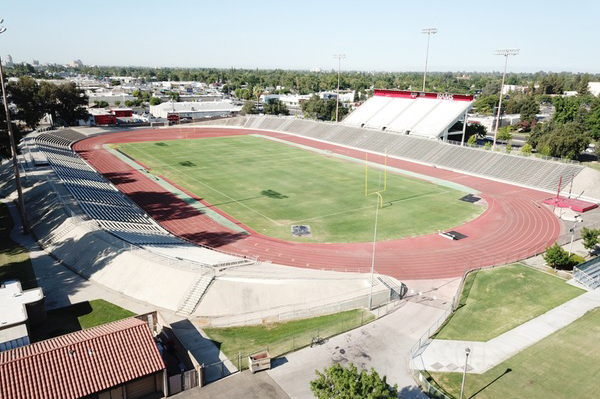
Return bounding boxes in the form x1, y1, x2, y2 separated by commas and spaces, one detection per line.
200, 115, 585, 194
343, 90, 473, 139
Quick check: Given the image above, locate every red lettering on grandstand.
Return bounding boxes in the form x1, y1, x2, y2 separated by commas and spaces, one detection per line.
374, 89, 473, 102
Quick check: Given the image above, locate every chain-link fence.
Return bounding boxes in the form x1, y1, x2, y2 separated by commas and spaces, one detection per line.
231, 309, 375, 371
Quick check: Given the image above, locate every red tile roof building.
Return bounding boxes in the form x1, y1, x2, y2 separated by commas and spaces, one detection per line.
0, 318, 165, 399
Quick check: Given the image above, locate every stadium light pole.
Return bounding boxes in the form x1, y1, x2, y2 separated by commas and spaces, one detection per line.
368, 191, 383, 311
421, 28, 437, 92
0, 20, 29, 233
333, 54, 346, 123
492, 49, 519, 150
459, 347, 471, 399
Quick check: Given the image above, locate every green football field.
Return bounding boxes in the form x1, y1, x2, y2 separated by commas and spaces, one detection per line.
118, 135, 483, 243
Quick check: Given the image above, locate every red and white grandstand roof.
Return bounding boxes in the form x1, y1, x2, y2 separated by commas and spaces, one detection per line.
344, 89, 474, 140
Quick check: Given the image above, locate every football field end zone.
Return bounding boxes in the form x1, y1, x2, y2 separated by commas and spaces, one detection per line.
103, 144, 248, 234
253, 134, 480, 196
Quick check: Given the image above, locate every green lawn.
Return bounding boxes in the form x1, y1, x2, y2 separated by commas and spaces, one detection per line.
118, 136, 482, 243
429, 307, 600, 399
31, 299, 136, 341
0, 203, 37, 289
435, 264, 584, 341
583, 161, 600, 171
205, 309, 374, 369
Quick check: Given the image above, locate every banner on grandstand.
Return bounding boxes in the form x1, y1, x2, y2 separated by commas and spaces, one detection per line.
373, 89, 473, 102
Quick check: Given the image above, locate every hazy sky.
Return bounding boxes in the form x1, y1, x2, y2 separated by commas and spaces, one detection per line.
1, 0, 599, 73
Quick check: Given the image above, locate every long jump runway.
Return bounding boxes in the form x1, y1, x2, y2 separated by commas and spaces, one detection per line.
73, 127, 561, 280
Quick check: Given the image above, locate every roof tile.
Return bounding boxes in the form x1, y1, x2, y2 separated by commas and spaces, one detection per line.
0, 318, 165, 399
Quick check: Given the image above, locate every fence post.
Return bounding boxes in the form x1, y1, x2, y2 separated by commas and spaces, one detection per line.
238, 351, 241, 371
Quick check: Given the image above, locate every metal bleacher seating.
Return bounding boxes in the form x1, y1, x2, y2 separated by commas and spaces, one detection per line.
220, 116, 585, 192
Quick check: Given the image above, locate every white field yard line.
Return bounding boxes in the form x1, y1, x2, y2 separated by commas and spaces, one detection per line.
121, 144, 284, 227
289, 190, 452, 225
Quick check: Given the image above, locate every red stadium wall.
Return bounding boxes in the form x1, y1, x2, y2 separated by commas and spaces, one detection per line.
374, 89, 473, 102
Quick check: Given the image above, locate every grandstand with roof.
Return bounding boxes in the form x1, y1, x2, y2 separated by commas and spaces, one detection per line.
343, 89, 473, 141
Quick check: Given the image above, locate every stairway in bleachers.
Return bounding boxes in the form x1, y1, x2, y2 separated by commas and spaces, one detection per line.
177, 274, 215, 315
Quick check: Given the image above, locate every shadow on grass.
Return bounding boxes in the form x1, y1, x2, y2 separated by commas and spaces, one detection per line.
31, 301, 93, 342
469, 368, 512, 398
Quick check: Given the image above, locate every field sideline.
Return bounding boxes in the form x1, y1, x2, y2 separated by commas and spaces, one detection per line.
118, 135, 483, 243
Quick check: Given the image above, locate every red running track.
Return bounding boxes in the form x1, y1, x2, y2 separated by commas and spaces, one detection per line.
73, 127, 562, 280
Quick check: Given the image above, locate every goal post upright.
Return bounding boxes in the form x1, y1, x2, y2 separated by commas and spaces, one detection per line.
365, 151, 387, 208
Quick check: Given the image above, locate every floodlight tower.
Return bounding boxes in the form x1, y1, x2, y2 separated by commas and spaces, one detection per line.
492, 49, 519, 150
0, 19, 29, 233
421, 28, 437, 92
333, 54, 346, 123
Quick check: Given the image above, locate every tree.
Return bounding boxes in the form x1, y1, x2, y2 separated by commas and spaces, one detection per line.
166, 91, 180, 101
0, 102, 22, 161
253, 86, 263, 109
45, 82, 89, 126
473, 95, 498, 115
535, 122, 590, 160
263, 98, 289, 116
577, 74, 590, 95
467, 134, 477, 147
149, 97, 161, 106
310, 363, 397, 399
93, 100, 109, 108
114, 100, 121, 107
581, 227, 600, 253
519, 96, 539, 122
497, 126, 513, 142
543, 243, 571, 269
8, 76, 46, 130
506, 142, 512, 153
241, 101, 258, 115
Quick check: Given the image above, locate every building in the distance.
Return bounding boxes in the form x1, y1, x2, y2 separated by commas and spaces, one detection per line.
0, 280, 45, 352
2, 54, 13, 67
149, 100, 242, 119
69, 59, 83, 68
589, 82, 600, 97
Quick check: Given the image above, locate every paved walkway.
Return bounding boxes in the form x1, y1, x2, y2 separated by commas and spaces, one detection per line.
415, 288, 600, 374
267, 300, 447, 399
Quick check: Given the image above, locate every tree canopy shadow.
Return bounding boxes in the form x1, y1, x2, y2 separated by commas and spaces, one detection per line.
260, 189, 288, 199
101, 171, 138, 185
180, 231, 248, 248
127, 190, 204, 222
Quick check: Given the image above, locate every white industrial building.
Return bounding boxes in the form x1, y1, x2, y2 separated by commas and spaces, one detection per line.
149, 100, 242, 119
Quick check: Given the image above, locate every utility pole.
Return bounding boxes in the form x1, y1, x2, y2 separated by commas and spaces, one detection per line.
0, 20, 29, 233
421, 28, 437, 92
492, 49, 519, 150
333, 54, 346, 123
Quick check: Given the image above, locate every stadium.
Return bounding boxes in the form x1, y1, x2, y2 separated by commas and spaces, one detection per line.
4, 88, 600, 396
9, 89, 597, 316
